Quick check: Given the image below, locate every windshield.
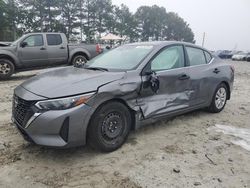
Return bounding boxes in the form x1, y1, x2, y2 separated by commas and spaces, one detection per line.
85, 45, 153, 71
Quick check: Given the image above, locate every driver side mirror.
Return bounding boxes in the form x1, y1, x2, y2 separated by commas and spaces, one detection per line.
143, 70, 160, 93
20, 41, 28, 48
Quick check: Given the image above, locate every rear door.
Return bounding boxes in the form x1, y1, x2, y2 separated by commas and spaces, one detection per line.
185, 46, 213, 105
18, 34, 48, 67
138, 45, 194, 118
46, 34, 68, 64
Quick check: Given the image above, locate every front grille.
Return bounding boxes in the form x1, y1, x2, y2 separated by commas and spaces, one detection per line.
12, 95, 35, 128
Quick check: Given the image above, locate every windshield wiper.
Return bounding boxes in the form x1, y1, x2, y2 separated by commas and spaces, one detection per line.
84, 66, 109, 72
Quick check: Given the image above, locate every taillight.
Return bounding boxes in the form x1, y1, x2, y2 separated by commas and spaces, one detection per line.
96, 44, 101, 54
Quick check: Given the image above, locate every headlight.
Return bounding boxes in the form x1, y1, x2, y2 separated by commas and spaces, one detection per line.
35, 93, 94, 111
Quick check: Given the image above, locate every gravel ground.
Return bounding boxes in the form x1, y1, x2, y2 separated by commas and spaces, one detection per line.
0, 61, 249, 188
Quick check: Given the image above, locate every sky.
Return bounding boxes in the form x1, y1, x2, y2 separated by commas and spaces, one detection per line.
112, 0, 250, 51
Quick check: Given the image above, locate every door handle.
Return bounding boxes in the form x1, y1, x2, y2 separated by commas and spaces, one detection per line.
178, 74, 190, 80
60, 46, 65, 49
213, 68, 220, 74
40, 47, 46, 50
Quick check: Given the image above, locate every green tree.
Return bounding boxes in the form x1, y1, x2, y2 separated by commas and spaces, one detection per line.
43, 0, 62, 32
94, 0, 113, 37
0, 0, 8, 40
59, 0, 80, 40
114, 4, 138, 42
19, 0, 47, 31
1, 1, 195, 43
135, 5, 195, 43
17, 0, 61, 33
77, 0, 97, 42
0, 0, 23, 40
135, 6, 152, 41
163, 12, 194, 42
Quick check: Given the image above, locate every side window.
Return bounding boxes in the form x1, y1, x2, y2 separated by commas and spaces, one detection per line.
204, 51, 212, 63
46, 34, 62, 45
151, 45, 185, 71
186, 47, 206, 66
22, 35, 44, 47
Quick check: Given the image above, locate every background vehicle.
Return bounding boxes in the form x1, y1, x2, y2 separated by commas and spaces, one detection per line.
0, 33, 102, 79
12, 41, 234, 152
216, 50, 233, 59
246, 55, 250, 62
232, 52, 250, 61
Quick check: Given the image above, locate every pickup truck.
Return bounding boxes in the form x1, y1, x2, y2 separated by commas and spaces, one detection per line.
0, 33, 102, 79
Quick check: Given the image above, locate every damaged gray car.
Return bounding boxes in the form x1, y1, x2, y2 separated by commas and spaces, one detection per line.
12, 41, 234, 152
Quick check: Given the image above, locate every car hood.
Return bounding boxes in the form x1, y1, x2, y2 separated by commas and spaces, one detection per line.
20, 67, 125, 98
0, 45, 15, 50
0, 44, 10, 47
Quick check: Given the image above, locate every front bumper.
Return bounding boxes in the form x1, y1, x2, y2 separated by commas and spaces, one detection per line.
12, 86, 93, 148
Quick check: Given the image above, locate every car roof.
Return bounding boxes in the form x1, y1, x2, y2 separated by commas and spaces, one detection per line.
126, 41, 208, 51
24, 32, 63, 35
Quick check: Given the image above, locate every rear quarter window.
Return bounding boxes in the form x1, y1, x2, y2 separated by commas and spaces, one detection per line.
204, 51, 212, 63
46, 34, 62, 45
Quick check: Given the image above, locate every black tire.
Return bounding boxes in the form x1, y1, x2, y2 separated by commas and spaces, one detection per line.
72, 55, 87, 67
0, 59, 15, 79
208, 83, 228, 113
88, 101, 132, 152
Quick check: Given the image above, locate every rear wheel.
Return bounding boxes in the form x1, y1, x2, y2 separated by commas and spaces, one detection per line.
0, 59, 15, 79
208, 83, 228, 113
88, 101, 132, 152
72, 55, 87, 67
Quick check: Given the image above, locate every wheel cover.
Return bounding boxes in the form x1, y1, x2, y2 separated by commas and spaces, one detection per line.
101, 112, 124, 141
74, 57, 86, 66
215, 87, 227, 109
0, 62, 11, 75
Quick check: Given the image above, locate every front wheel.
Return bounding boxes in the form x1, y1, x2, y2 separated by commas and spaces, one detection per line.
0, 59, 15, 79
208, 83, 228, 113
87, 102, 132, 152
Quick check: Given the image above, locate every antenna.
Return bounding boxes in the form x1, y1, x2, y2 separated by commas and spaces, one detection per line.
232, 44, 237, 51
202, 32, 206, 47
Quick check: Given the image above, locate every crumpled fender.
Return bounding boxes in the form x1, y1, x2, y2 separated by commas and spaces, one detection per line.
87, 72, 141, 112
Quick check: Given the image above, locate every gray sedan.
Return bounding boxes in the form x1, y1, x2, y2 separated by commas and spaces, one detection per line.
12, 41, 234, 152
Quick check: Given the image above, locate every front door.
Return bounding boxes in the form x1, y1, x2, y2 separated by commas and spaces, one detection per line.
138, 45, 195, 119
18, 34, 48, 67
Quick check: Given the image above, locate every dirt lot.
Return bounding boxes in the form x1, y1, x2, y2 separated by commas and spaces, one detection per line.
0, 61, 249, 188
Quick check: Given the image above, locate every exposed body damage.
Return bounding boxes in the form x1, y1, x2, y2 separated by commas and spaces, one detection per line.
137, 91, 192, 118
12, 41, 234, 150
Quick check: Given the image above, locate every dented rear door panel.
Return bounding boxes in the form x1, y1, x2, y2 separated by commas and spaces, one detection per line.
186, 64, 212, 106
